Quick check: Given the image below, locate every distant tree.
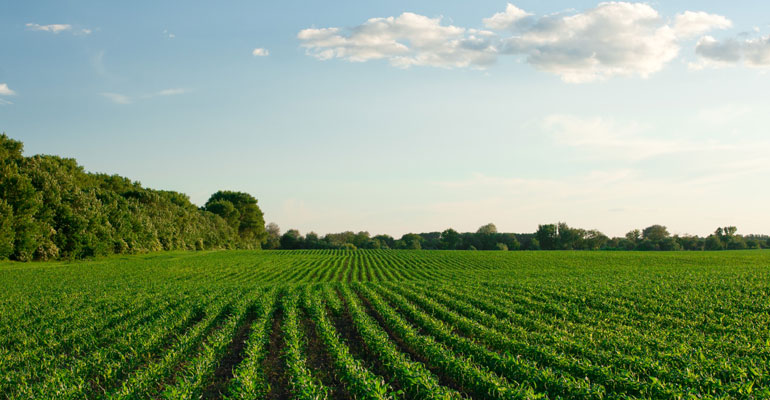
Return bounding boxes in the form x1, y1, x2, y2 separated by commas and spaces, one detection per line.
583, 229, 608, 250
704, 235, 724, 250
372, 234, 394, 249
439, 228, 460, 250
535, 224, 558, 250
340, 243, 357, 251
658, 237, 681, 251
351, 231, 371, 248
495, 242, 508, 251
636, 239, 657, 251
264, 222, 281, 249
401, 233, 423, 250
476, 223, 498, 235
642, 225, 669, 242
557, 222, 585, 250
726, 236, 747, 250
280, 229, 303, 250
500, 233, 521, 250
304, 231, 320, 249
677, 235, 704, 251
625, 229, 642, 243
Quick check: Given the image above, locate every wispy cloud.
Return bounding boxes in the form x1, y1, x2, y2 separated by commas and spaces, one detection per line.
101, 92, 132, 104
155, 88, 187, 96
163, 29, 175, 39
252, 47, 269, 56
26, 23, 91, 35
298, 2, 732, 82
100, 88, 189, 104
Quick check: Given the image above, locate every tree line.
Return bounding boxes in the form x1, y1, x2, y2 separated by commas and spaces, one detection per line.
266, 222, 770, 251
1, 134, 267, 261
2, 134, 767, 261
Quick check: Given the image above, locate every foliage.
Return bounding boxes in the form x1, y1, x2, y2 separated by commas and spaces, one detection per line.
0, 134, 265, 260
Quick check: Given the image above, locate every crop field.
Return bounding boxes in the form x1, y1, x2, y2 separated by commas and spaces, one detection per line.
1, 250, 769, 399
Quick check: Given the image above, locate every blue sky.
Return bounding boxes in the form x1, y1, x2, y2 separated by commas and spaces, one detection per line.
1, 1, 769, 237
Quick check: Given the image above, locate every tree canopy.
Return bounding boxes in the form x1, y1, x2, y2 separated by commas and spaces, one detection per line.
0, 134, 266, 261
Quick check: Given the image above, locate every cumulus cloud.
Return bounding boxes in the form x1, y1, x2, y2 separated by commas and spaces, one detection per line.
498, 3, 731, 82
693, 34, 770, 68
482, 3, 532, 31
26, 23, 91, 35
252, 47, 269, 56
298, 12, 498, 69
298, 3, 732, 82
673, 11, 732, 39
0, 83, 16, 96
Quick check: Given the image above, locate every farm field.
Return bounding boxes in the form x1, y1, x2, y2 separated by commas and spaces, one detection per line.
1, 250, 769, 399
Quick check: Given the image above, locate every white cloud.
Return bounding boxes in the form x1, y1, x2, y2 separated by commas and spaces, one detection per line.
0, 83, 16, 96
0, 98, 12, 105
101, 92, 132, 104
298, 3, 731, 82
693, 34, 770, 68
673, 11, 732, 39
498, 3, 731, 82
690, 34, 762, 71
298, 12, 497, 69
26, 23, 91, 35
252, 47, 269, 56
482, 3, 532, 31
163, 29, 175, 39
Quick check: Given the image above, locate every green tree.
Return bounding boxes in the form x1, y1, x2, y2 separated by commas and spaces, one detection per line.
280, 229, 303, 249
704, 235, 724, 250
264, 222, 281, 249
440, 228, 460, 250
205, 191, 267, 248
726, 236, 747, 250
476, 223, 497, 235
535, 224, 558, 250
642, 225, 669, 242
400, 233, 423, 250
625, 229, 641, 243
0, 200, 14, 259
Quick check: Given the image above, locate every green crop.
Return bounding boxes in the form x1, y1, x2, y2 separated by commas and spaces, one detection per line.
1, 249, 768, 399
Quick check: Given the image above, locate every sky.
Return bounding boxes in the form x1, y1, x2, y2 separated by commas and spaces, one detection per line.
1, 1, 769, 238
